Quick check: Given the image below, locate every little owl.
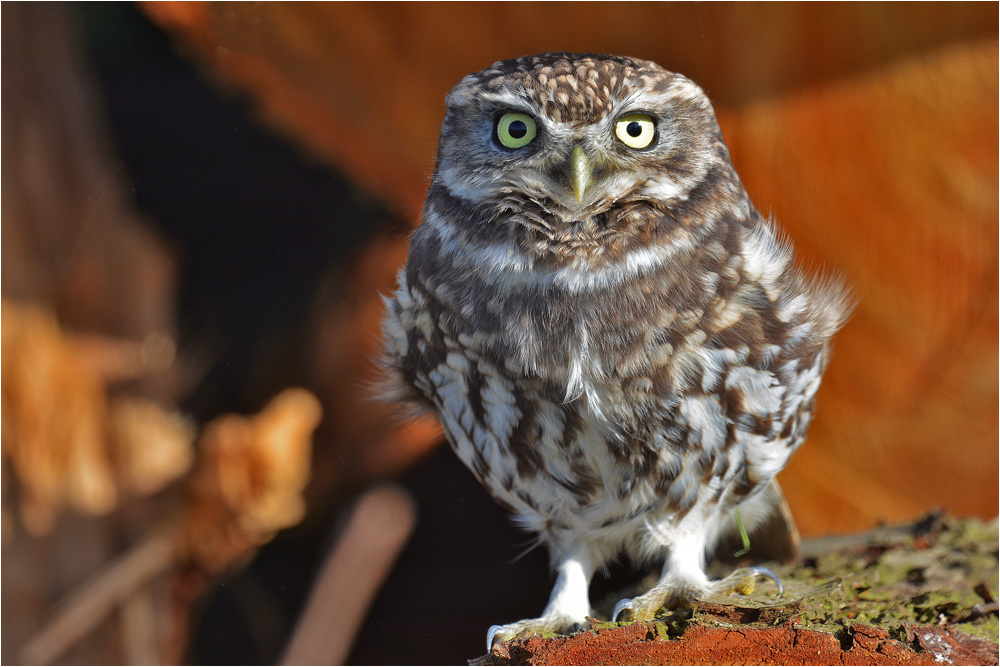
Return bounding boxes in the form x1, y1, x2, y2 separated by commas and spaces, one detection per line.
380, 53, 850, 648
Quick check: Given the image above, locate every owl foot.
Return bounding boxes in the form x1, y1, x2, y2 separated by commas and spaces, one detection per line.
611, 576, 707, 622
611, 566, 783, 622
611, 591, 677, 623
487, 615, 587, 651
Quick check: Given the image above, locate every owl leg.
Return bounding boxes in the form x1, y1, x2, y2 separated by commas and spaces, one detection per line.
487, 546, 596, 650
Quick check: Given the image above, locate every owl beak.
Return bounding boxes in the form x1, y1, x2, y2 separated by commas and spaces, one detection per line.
568, 144, 593, 203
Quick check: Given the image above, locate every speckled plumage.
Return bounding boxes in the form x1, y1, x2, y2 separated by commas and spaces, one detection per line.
380, 53, 850, 646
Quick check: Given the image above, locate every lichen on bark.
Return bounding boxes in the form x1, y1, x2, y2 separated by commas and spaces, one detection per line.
476, 513, 998, 666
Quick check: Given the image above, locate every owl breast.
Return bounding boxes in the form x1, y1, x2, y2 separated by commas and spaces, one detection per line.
384, 192, 828, 552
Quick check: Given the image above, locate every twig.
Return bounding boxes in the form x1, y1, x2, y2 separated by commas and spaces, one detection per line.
280, 484, 418, 665
120, 586, 160, 665
18, 530, 178, 665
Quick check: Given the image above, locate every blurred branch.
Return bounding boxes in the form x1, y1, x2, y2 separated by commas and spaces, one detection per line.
13, 388, 324, 665
281, 484, 418, 665
19, 530, 178, 665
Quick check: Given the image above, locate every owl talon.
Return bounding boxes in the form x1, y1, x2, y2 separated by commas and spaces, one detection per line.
748, 566, 783, 596
611, 598, 634, 622
486, 625, 504, 651
717, 565, 784, 597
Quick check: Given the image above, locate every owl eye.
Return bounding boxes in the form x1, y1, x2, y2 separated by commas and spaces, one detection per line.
495, 112, 537, 149
615, 113, 656, 149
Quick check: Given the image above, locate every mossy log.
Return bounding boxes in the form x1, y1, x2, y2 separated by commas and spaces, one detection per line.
475, 513, 998, 666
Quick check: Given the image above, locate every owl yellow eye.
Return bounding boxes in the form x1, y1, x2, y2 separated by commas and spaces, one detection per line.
615, 113, 656, 149
495, 112, 537, 149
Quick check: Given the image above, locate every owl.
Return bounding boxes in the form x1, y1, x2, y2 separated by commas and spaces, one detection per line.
380, 53, 850, 648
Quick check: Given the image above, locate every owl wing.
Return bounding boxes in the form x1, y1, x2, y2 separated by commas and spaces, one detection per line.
388, 284, 604, 530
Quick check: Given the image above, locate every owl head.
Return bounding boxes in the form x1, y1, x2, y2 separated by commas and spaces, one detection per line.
431, 53, 739, 264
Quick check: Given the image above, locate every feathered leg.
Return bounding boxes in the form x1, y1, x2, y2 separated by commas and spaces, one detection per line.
487, 545, 596, 649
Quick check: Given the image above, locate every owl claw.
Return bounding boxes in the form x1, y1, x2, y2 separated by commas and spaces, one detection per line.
611, 598, 634, 622
716, 565, 784, 597
487, 625, 504, 651
746, 566, 783, 596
